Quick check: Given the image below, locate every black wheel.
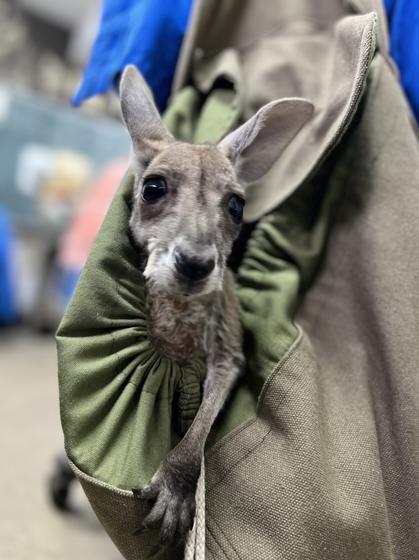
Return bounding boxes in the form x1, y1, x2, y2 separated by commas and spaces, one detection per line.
48, 452, 76, 511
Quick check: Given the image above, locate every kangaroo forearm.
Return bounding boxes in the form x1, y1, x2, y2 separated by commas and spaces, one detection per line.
175, 363, 241, 457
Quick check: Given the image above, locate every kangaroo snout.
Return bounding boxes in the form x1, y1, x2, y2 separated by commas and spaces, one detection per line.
174, 248, 215, 281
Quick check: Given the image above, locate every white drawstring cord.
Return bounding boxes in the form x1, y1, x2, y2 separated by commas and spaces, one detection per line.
184, 458, 206, 560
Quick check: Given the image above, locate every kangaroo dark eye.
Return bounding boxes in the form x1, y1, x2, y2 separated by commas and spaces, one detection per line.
142, 176, 167, 202
228, 194, 245, 224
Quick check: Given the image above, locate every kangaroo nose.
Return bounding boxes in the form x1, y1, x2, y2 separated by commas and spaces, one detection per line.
174, 250, 215, 281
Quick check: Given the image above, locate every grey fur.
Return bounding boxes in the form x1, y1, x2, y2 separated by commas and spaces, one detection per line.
119, 65, 313, 544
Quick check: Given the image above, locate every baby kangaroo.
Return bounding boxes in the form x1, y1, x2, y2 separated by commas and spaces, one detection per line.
120, 66, 313, 544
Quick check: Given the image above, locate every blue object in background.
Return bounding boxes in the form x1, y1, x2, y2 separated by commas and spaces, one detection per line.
73, 0, 193, 112
385, 0, 419, 121
0, 209, 17, 325
56, 267, 81, 307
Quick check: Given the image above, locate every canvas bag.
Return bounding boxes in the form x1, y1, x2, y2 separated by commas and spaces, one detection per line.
57, 1, 419, 558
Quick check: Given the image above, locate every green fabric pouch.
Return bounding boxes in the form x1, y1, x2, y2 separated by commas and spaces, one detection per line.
56, 177, 317, 556
57, 42, 372, 556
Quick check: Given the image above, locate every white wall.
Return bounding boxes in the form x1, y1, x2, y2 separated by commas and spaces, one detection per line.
18, 0, 100, 29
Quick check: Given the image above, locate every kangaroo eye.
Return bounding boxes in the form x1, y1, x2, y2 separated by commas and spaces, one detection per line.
142, 176, 167, 202
228, 194, 245, 224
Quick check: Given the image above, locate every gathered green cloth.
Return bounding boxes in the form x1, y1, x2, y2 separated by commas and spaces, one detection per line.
55, 133, 307, 490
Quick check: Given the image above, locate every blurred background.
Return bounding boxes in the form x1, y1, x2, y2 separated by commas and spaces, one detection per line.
0, 0, 194, 553
0, 0, 129, 558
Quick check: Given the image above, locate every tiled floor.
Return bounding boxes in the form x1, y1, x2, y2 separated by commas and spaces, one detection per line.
0, 329, 123, 560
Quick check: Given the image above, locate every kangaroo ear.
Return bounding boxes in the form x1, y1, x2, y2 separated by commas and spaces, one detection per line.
219, 98, 314, 185
119, 65, 173, 163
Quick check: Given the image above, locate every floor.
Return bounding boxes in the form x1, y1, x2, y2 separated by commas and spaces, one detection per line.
0, 328, 123, 560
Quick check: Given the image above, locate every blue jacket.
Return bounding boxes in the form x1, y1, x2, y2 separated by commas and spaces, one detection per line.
385, 0, 419, 121
73, 0, 193, 112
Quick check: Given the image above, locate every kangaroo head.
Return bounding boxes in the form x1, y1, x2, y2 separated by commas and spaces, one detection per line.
120, 66, 313, 297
